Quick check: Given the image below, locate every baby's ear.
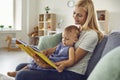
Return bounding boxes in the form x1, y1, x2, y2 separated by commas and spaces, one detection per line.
74, 38, 78, 43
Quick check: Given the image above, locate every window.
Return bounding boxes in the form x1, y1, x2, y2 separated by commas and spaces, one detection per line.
0, 0, 13, 30
0, 0, 22, 30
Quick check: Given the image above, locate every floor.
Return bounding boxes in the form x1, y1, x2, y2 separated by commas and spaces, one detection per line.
0, 48, 30, 76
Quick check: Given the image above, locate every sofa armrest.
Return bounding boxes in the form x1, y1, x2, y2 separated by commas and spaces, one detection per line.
87, 46, 120, 80
102, 31, 120, 57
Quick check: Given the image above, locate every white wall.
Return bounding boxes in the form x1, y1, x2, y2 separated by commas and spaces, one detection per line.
93, 0, 120, 31
18, 0, 120, 42
16, 0, 39, 43
0, 0, 39, 48
38, 0, 120, 32
39, 0, 74, 31
1, 0, 119, 48
2, 0, 117, 48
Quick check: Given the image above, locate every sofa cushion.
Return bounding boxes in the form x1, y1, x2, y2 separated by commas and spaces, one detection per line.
37, 33, 62, 51
87, 46, 120, 80
102, 31, 120, 57
85, 35, 108, 77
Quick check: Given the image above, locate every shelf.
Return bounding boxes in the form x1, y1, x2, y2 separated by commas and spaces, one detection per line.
97, 10, 108, 34
38, 13, 56, 36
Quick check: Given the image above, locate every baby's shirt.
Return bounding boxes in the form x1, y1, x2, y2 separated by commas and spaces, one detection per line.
49, 42, 69, 62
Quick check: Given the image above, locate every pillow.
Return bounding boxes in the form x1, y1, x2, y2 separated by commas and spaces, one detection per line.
87, 46, 120, 80
37, 33, 62, 51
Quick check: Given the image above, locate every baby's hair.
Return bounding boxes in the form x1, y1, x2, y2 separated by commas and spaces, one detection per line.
64, 25, 80, 38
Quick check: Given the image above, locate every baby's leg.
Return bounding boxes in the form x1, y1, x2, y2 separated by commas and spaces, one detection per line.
7, 71, 17, 77
7, 65, 28, 77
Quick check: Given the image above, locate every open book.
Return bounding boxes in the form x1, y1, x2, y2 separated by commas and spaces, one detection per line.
16, 40, 57, 69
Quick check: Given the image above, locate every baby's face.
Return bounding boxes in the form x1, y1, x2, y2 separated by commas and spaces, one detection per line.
62, 32, 78, 46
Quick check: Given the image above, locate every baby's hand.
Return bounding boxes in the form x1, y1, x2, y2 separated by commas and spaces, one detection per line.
55, 62, 65, 72
33, 54, 46, 67
33, 54, 52, 69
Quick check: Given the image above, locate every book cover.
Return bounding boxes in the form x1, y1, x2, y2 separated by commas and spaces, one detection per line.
16, 40, 57, 69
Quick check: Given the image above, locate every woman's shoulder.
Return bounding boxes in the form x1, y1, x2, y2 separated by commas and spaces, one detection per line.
81, 29, 98, 37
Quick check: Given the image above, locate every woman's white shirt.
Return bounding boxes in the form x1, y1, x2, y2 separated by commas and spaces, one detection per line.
67, 30, 98, 74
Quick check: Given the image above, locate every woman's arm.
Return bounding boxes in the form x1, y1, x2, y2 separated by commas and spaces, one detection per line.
74, 47, 88, 64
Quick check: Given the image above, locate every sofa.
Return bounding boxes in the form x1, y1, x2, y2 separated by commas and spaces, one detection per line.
87, 42, 120, 80
37, 31, 120, 80
86, 31, 120, 80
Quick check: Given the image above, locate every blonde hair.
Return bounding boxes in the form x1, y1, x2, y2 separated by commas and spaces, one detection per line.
75, 0, 104, 42
64, 25, 80, 38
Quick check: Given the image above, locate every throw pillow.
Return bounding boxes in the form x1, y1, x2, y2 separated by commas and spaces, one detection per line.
37, 33, 62, 51
87, 46, 120, 80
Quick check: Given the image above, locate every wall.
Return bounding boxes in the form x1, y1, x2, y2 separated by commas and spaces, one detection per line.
38, 0, 120, 32
1, 0, 120, 48
14, 0, 120, 41
93, 0, 120, 31
0, 0, 39, 48
16, 0, 39, 43
39, 0, 74, 31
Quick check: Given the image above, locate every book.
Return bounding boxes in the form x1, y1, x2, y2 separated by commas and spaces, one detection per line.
16, 40, 57, 69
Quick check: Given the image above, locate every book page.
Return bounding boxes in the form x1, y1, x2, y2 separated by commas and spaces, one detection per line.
16, 40, 57, 69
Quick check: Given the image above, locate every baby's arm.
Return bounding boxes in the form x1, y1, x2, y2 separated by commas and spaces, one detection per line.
56, 47, 75, 72
33, 46, 58, 69
40, 46, 57, 57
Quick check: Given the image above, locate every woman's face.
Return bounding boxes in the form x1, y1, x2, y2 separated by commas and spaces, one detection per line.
73, 7, 87, 26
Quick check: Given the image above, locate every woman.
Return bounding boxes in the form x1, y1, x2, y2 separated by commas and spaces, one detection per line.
15, 0, 103, 80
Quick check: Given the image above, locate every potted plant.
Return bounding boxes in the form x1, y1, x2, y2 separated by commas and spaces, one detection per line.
0, 25, 4, 30
8, 26, 12, 29
45, 6, 50, 13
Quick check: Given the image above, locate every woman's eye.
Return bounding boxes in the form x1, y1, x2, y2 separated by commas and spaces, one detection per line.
73, 12, 75, 15
78, 14, 81, 17
73, 12, 82, 17
66, 38, 69, 40
77, 14, 82, 17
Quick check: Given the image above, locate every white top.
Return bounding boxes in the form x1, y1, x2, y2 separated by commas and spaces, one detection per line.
67, 30, 98, 74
